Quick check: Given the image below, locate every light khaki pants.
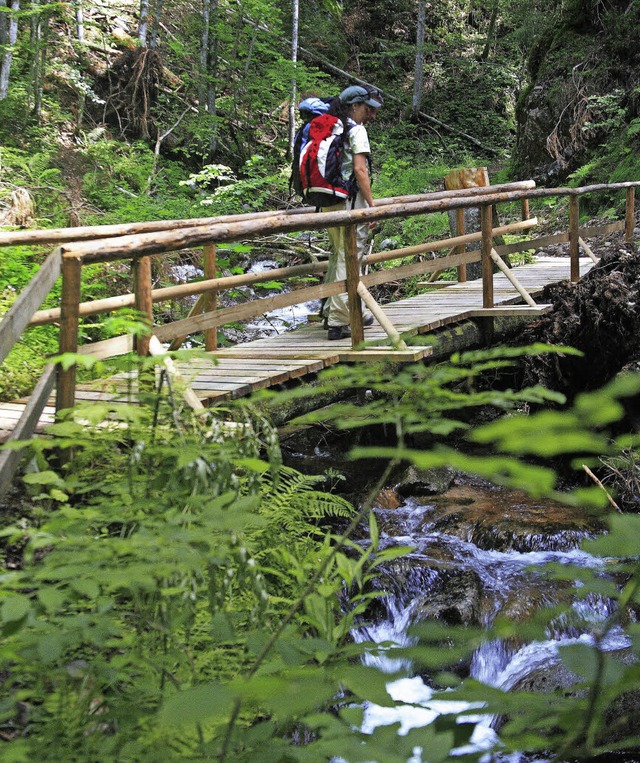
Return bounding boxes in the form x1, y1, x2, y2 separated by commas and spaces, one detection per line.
322, 193, 371, 327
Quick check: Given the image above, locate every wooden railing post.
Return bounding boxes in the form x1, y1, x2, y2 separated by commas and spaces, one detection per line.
626, 187, 635, 244
56, 255, 82, 414
133, 255, 153, 356
569, 194, 580, 283
481, 204, 493, 308
521, 197, 530, 222
345, 224, 364, 347
455, 208, 467, 283
203, 243, 218, 352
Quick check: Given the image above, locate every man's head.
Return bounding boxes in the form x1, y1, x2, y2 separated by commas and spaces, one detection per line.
339, 85, 383, 109
339, 85, 383, 124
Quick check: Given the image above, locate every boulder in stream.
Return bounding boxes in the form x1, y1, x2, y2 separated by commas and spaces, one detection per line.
396, 465, 456, 498
421, 484, 606, 553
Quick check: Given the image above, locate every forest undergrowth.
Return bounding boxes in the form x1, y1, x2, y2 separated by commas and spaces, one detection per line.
2, 345, 640, 760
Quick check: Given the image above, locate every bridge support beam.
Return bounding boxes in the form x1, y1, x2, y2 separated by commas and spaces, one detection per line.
203, 244, 218, 352
569, 195, 580, 283
345, 224, 364, 348
626, 188, 636, 244
56, 256, 82, 415
481, 204, 493, 308
133, 255, 153, 357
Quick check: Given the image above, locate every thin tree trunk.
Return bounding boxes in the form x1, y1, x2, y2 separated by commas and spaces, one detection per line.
30, 2, 48, 120
138, 0, 149, 46
74, 0, 84, 42
199, 0, 209, 107
206, 0, 219, 156
412, 0, 426, 116
243, 23, 257, 78
288, 0, 299, 159
480, 0, 499, 60
149, 0, 162, 49
0, 0, 19, 101
0, 1, 7, 48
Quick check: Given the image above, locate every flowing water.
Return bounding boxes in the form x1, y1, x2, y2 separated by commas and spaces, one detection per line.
169, 257, 321, 344
349, 481, 631, 760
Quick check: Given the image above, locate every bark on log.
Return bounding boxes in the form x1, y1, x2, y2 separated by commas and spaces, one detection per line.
0, 181, 535, 247
62, 189, 550, 263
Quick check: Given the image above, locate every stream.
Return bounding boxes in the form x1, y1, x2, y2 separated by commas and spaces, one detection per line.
169, 255, 322, 345
347, 480, 631, 760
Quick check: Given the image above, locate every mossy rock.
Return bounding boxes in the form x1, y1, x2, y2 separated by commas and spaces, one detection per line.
396, 465, 456, 497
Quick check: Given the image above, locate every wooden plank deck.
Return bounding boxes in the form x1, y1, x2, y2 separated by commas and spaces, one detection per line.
0, 255, 594, 438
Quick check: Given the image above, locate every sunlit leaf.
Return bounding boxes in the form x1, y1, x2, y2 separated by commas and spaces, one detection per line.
1, 595, 31, 624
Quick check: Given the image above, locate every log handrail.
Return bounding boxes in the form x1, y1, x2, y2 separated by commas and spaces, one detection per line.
50, 181, 639, 265
28, 218, 540, 327
0, 248, 61, 364
0, 181, 536, 248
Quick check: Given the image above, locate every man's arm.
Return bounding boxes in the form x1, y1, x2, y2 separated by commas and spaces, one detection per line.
353, 153, 374, 208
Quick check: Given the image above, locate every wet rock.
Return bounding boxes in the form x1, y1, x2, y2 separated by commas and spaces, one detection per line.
507, 649, 640, 747
412, 568, 483, 625
373, 488, 403, 510
396, 466, 456, 498
510, 658, 579, 695
420, 484, 605, 552
498, 581, 572, 623
369, 558, 442, 605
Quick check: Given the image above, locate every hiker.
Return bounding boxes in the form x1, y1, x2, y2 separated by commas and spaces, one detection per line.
321, 85, 383, 340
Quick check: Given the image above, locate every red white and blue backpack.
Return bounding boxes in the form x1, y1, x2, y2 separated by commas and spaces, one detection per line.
290, 97, 332, 199
298, 114, 355, 209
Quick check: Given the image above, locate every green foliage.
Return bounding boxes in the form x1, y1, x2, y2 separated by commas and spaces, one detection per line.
186, 155, 289, 215
0, 287, 59, 401
4, 347, 640, 758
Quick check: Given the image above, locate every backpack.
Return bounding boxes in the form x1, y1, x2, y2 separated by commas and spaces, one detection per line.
290, 97, 333, 199
298, 113, 355, 209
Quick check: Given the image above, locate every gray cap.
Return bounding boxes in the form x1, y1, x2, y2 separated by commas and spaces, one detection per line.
339, 85, 383, 108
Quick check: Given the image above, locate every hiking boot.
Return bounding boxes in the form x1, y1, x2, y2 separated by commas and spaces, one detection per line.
327, 325, 351, 340
363, 314, 374, 327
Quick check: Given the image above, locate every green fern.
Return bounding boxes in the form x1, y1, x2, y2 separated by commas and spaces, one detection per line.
257, 465, 354, 533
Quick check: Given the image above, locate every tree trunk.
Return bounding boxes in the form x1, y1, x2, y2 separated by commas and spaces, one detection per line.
149, 0, 162, 49
412, 0, 426, 116
30, 2, 50, 121
480, 0, 499, 60
138, 0, 149, 46
0, 1, 7, 49
74, 0, 84, 42
206, 0, 219, 156
288, 0, 299, 159
199, 0, 210, 107
0, 0, 19, 101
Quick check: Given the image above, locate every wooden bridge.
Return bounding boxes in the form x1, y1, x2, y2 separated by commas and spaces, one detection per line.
0, 178, 638, 493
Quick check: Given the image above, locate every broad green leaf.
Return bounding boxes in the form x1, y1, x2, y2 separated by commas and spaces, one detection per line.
584, 515, 640, 558
237, 670, 337, 717
338, 664, 398, 707
1, 595, 31, 623
369, 511, 379, 551
211, 611, 235, 642
71, 578, 100, 599
558, 643, 599, 682
160, 683, 236, 725
49, 488, 69, 503
23, 470, 65, 487
37, 587, 66, 612
37, 633, 64, 664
